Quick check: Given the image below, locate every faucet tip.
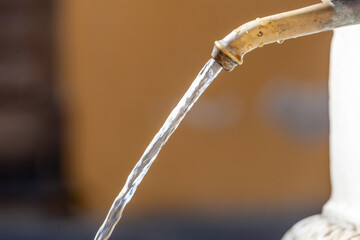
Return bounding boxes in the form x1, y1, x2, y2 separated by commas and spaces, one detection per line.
211, 46, 238, 72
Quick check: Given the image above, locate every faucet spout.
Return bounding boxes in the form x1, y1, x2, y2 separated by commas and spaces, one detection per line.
212, 0, 360, 71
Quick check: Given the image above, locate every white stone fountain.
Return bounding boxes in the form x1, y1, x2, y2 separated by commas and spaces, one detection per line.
282, 24, 360, 240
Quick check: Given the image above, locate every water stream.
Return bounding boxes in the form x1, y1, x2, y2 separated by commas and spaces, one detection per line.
94, 59, 223, 240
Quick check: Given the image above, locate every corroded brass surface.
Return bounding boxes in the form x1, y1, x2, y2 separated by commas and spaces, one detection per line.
213, 1, 360, 71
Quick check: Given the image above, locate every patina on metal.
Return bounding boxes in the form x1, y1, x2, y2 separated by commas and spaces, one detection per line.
212, 0, 360, 71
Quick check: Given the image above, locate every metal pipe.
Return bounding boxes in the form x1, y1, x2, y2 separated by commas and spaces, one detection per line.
212, 0, 360, 71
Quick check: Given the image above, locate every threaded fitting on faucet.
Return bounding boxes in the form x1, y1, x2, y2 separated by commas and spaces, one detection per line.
211, 46, 238, 71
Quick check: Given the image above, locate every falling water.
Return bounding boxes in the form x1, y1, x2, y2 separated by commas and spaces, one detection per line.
94, 59, 223, 240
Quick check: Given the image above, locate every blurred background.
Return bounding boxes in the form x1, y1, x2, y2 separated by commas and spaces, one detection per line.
0, 0, 331, 239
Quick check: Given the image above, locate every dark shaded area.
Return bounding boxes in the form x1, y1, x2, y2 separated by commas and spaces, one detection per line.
0, 208, 319, 240
0, 0, 67, 209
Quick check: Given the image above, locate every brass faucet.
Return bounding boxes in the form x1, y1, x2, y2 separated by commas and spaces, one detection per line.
212, 0, 360, 71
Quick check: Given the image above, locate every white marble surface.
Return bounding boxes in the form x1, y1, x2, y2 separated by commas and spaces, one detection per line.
283, 22, 360, 240
323, 24, 360, 227
282, 215, 360, 240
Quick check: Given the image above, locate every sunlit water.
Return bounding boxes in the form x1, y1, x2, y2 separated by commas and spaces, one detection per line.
94, 59, 223, 240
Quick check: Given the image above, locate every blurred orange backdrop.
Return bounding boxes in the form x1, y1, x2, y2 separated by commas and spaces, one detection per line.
58, 0, 331, 215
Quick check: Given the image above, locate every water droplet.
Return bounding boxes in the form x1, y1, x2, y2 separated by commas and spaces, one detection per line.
258, 42, 264, 48
247, 44, 252, 50
245, 31, 249, 34
257, 31, 263, 37
277, 40, 284, 44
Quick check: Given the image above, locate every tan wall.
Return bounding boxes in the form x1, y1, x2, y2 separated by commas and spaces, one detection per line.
59, 0, 331, 214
